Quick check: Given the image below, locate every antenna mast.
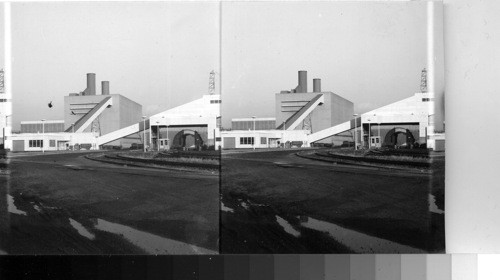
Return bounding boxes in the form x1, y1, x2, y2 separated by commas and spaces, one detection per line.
420, 68, 427, 93
209, 70, 216, 95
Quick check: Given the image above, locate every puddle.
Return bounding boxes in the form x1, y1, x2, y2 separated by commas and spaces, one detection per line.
221, 202, 234, 213
247, 200, 268, 207
7, 195, 27, 216
276, 216, 300, 237
39, 202, 59, 210
240, 201, 250, 210
429, 194, 444, 214
33, 204, 42, 213
299, 216, 425, 253
94, 218, 216, 254
69, 218, 95, 240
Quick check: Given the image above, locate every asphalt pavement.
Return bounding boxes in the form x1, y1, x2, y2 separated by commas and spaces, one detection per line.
1, 151, 219, 254
220, 148, 445, 253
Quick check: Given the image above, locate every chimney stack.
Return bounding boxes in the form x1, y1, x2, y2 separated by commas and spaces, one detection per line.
86, 73, 96, 95
313, 78, 321, 92
297, 70, 307, 93
102, 81, 110, 95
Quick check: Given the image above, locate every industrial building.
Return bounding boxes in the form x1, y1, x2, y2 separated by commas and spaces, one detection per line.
221, 70, 444, 151
64, 74, 142, 147
0, 69, 12, 147
6, 72, 221, 152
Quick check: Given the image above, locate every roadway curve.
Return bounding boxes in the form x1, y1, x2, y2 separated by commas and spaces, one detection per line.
220, 149, 445, 253
1, 151, 218, 254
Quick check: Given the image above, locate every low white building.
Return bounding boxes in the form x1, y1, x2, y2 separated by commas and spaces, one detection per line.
221, 129, 310, 149
8, 132, 98, 152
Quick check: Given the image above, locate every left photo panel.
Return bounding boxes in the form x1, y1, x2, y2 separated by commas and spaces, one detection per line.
0, 1, 221, 254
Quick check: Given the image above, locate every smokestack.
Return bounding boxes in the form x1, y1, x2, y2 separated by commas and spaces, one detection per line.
102, 81, 109, 95
86, 73, 96, 95
313, 78, 321, 92
298, 70, 307, 93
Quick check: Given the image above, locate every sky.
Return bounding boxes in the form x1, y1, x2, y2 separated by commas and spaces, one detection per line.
220, 1, 443, 128
0, 4, 4, 70
9, 1, 443, 130
10, 1, 220, 129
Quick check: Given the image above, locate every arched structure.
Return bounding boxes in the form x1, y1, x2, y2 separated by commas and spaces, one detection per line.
172, 129, 204, 150
383, 127, 416, 148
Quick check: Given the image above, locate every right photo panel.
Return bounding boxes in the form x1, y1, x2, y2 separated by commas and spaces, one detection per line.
220, 1, 445, 254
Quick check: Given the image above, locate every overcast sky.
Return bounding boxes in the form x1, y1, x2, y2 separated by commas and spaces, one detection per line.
10, 1, 219, 129
221, 1, 443, 127
9, 1, 443, 130
0, 4, 4, 80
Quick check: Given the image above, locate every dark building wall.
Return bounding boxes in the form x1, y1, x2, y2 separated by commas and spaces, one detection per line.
21, 122, 65, 133
231, 120, 276, 130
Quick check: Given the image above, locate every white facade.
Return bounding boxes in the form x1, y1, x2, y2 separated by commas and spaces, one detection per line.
8, 132, 98, 152
360, 92, 432, 140
148, 94, 222, 148
221, 129, 310, 149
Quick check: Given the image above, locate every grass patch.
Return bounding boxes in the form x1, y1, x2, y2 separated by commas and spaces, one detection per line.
329, 148, 430, 163
121, 152, 219, 165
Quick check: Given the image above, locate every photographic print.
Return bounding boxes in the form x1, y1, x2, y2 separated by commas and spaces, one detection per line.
219, 1, 445, 253
1, 1, 220, 254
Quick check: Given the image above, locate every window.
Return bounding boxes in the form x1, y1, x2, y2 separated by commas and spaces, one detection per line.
50, 140, 56, 147
239, 137, 254, 145
210, 100, 221, 104
422, 98, 431, 102
261, 137, 267, 145
29, 139, 43, 148
371, 138, 375, 144
376, 138, 379, 143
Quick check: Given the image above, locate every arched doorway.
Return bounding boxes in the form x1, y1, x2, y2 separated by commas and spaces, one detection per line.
383, 127, 416, 148
172, 129, 204, 150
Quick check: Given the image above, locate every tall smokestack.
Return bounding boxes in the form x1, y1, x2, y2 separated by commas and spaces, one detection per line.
313, 78, 321, 92
298, 70, 307, 93
86, 73, 96, 95
102, 81, 109, 95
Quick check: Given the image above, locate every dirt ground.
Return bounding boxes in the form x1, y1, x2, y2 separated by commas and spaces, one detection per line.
1, 152, 219, 254
220, 149, 445, 253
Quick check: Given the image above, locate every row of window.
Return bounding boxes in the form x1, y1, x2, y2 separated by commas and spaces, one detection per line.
239, 137, 268, 145
210, 100, 221, 104
240, 137, 254, 145
28, 140, 56, 148
28, 140, 43, 147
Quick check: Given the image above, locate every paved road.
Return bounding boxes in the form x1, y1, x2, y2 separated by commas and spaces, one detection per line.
220, 149, 445, 253
1, 151, 218, 254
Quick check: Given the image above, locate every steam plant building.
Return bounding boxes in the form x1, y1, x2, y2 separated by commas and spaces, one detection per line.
221, 70, 443, 150
6, 72, 221, 152
64, 73, 142, 147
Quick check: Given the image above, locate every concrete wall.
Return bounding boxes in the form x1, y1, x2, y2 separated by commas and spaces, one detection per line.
276, 92, 353, 131
64, 94, 107, 130
65, 94, 142, 147
275, 91, 353, 143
